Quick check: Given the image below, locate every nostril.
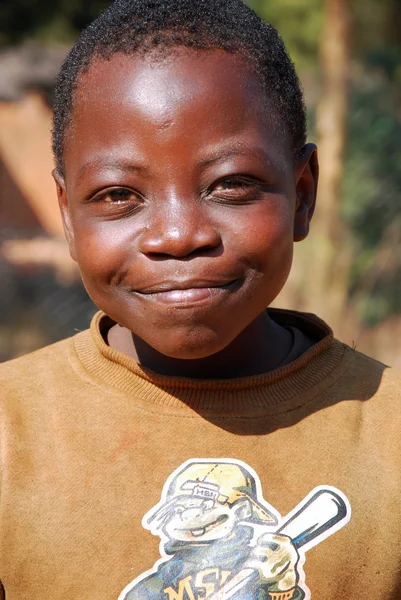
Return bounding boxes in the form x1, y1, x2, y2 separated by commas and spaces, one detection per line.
139, 217, 222, 259
144, 243, 220, 260
144, 251, 175, 261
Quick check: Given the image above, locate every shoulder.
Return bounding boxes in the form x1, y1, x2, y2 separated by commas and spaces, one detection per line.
0, 332, 87, 410
342, 343, 400, 392
0, 335, 75, 379
339, 342, 401, 427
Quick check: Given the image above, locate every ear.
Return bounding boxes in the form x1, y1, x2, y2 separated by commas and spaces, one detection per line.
53, 169, 76, 261
293, 143, 319, 242
232, 498, 252, 522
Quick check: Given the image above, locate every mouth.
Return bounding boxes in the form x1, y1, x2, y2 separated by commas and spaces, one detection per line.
134, 279, 241, 305
179, 514, 228, 537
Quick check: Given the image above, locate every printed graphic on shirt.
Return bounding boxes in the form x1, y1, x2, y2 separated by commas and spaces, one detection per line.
118, 458, 351, 600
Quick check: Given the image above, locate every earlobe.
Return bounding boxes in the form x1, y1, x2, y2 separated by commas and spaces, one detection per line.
52, 169, 77, 261
294, 143, 319, 242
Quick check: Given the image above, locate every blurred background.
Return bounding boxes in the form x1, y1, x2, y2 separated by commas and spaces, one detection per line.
0, 0, 400, 365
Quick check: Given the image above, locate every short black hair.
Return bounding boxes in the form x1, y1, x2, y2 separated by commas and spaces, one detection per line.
52, 0, 307, 174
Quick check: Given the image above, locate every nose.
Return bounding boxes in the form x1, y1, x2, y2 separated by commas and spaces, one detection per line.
139, 194, 221, 258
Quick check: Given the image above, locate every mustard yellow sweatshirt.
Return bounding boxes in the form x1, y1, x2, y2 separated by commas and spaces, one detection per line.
0, 310, 400, 600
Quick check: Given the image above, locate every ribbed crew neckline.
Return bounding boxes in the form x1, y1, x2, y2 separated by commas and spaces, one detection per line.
73, 310, 348, 416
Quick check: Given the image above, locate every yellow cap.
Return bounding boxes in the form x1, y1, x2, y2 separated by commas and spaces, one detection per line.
151, 462, 277, 526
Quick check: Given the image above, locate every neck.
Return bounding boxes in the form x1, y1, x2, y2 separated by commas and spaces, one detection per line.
108, 311, 293, 379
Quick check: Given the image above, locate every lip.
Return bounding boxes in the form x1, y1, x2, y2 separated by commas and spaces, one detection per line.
134, 279, 241, 306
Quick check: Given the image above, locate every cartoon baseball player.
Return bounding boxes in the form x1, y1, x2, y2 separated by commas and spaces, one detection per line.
119, 459, 351, 600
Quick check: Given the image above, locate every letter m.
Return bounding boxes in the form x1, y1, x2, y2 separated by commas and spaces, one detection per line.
164, 576, 196, 600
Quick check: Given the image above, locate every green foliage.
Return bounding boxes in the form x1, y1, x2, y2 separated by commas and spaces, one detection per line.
343, 0, 401, 324
246, 0, 323, 68
343, 79, 401, 324
0, 1, 111, 45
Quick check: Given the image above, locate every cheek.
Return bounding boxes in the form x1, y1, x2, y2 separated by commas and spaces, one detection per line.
73, 220, 131, 284
233, 200, 294, 271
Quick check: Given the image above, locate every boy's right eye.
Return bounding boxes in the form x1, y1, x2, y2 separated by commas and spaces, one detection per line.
92, 188, 141, 205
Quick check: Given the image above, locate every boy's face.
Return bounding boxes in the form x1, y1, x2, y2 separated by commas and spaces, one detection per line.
56, 49, 317, 359
154, 496, 252, 543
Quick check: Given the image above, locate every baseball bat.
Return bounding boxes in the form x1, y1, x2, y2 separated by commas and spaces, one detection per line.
208, 488, 349, 600
276, 488, 348, 548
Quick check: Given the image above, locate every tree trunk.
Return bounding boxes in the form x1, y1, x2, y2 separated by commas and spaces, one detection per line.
309, 0, 351, 331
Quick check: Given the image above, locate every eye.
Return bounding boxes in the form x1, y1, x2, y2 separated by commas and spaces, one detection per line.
210, 176, 261, 203
88, 187, 144, 219
92, 188, 141, 205
215, 177, 252, 190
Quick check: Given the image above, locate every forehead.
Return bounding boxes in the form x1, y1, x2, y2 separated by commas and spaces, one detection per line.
64, 48, 291, 175
75, 47, 264, 116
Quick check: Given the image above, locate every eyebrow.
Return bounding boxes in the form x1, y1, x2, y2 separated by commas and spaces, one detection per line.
198, 147, 273, 168
76, 158, 147, 184
75, 146, 278, 184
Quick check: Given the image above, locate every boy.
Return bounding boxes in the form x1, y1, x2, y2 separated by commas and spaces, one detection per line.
0, 0, 400, 599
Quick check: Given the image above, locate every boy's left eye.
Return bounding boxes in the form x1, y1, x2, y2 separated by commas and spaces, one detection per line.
210, 177, 260, 202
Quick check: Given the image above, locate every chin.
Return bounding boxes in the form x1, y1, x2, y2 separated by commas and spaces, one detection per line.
146, 324, 238, 360
148, 337, 226, 361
